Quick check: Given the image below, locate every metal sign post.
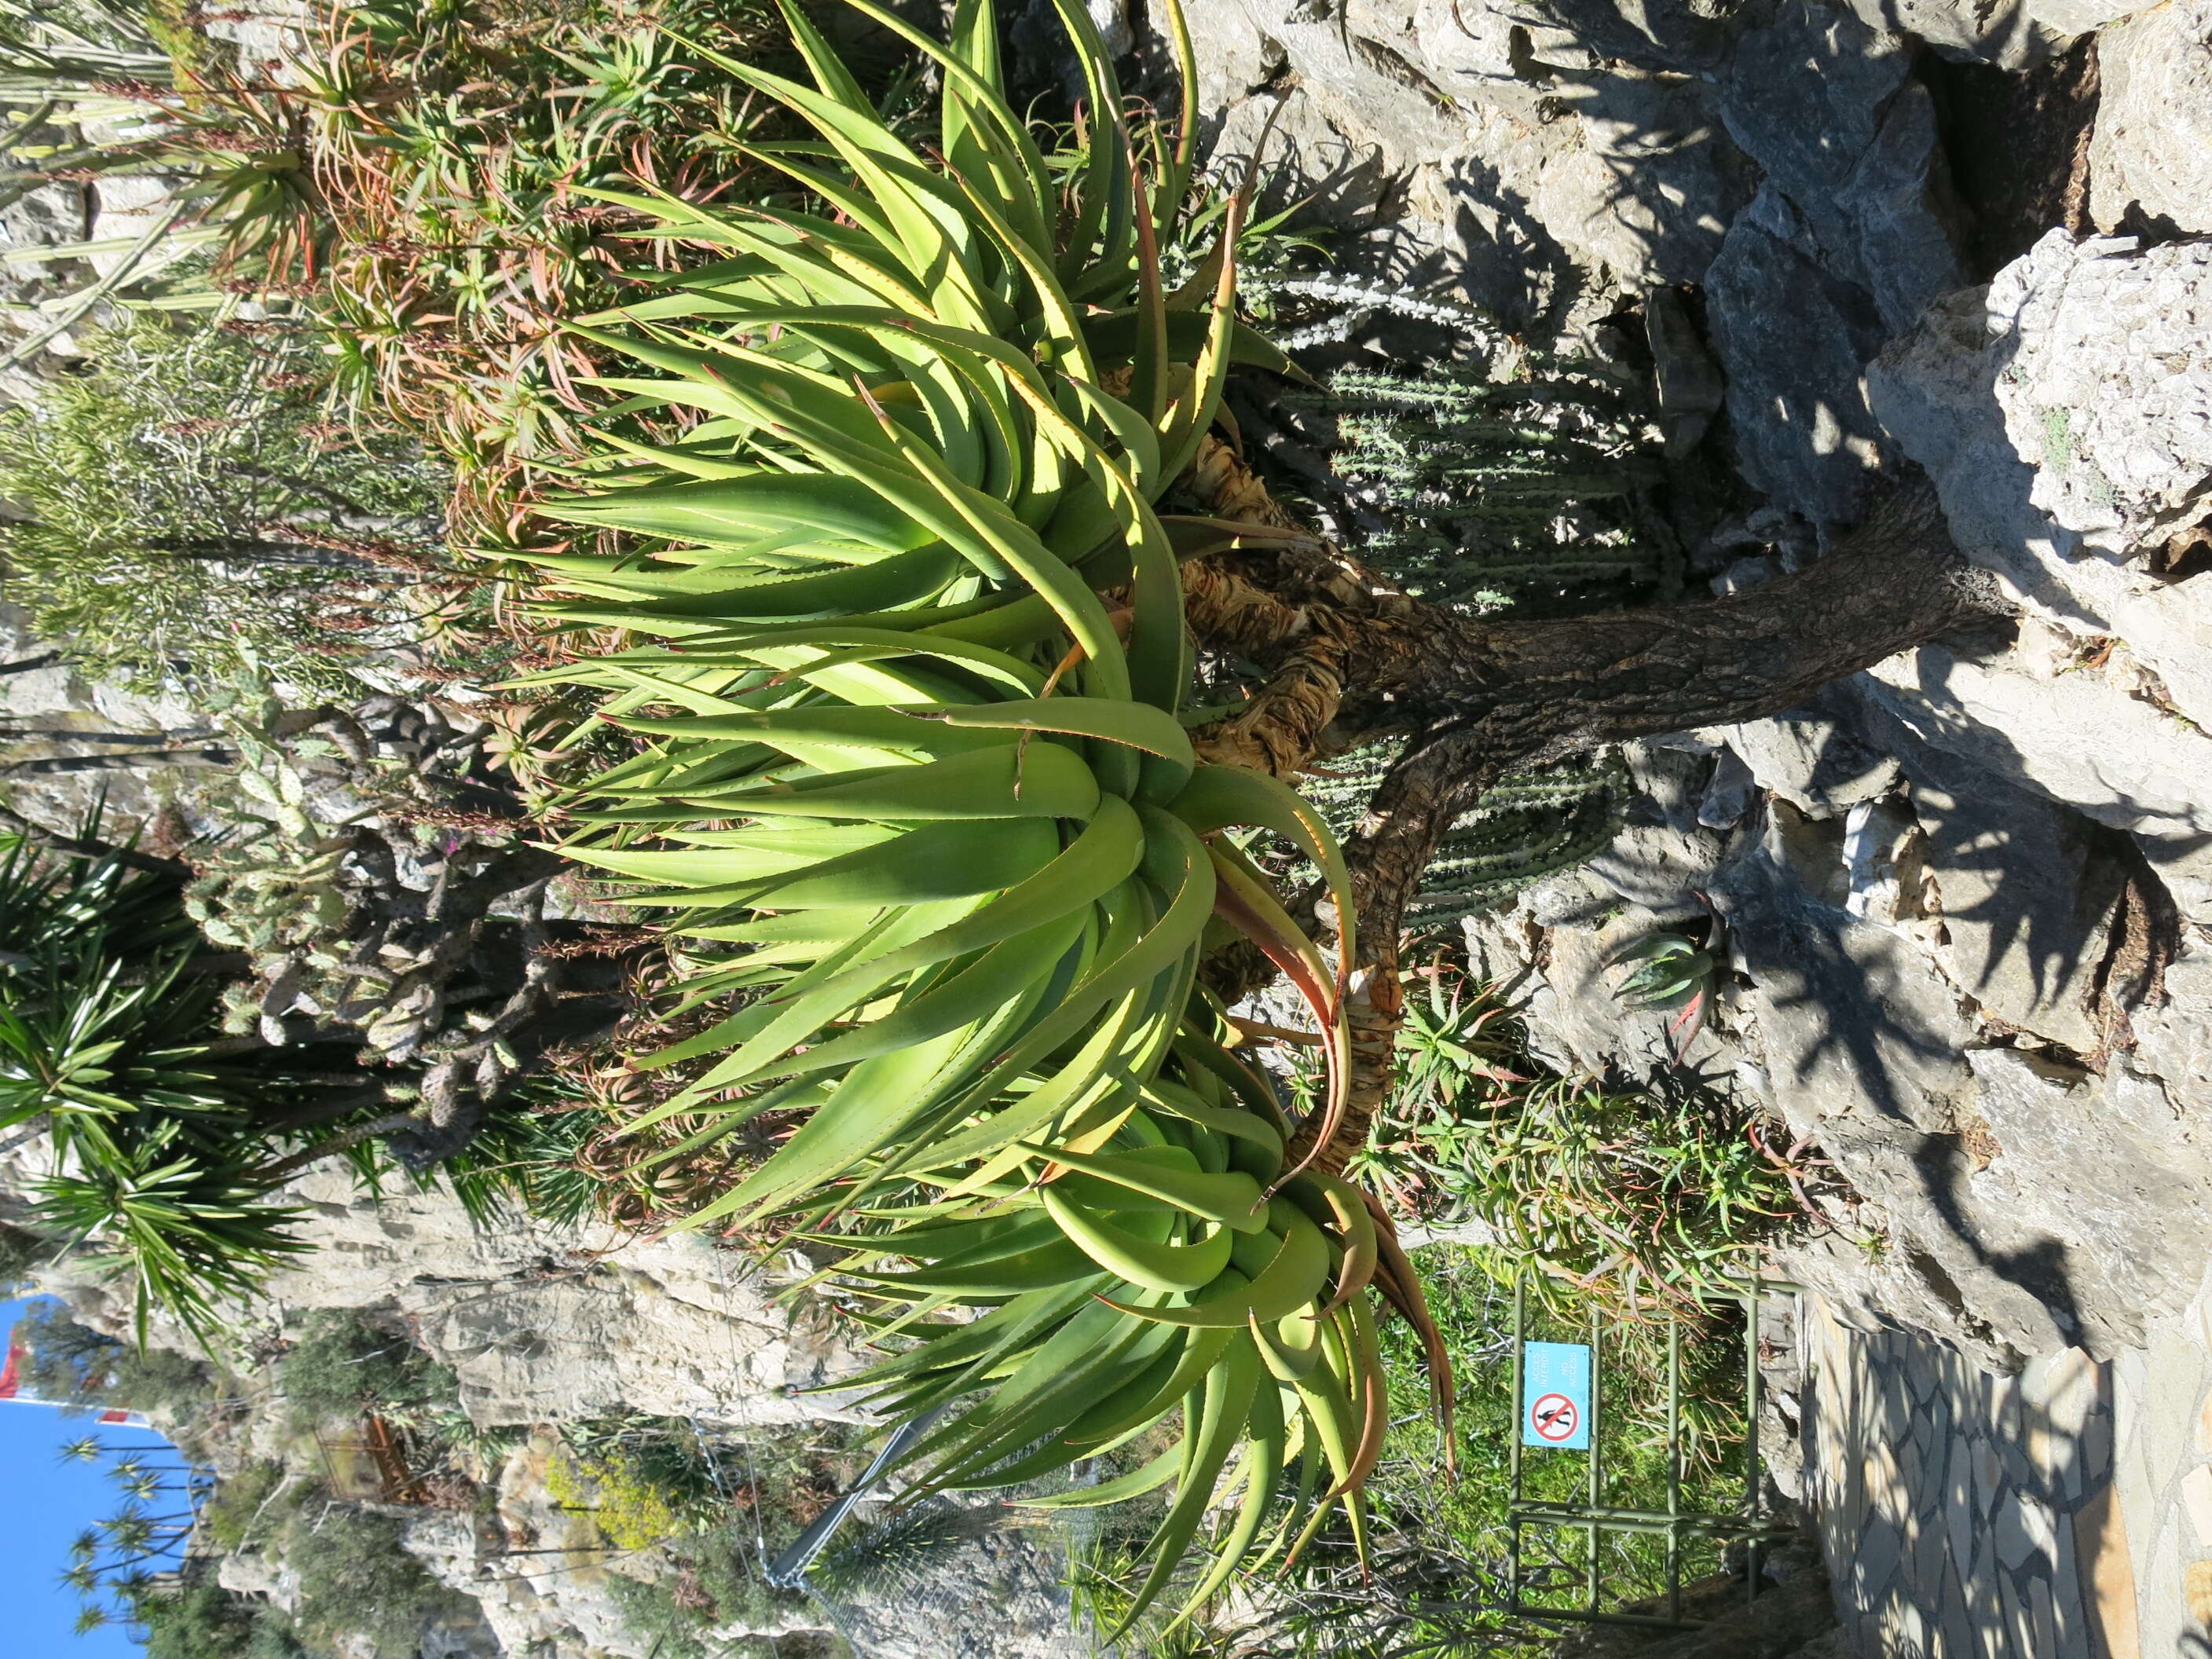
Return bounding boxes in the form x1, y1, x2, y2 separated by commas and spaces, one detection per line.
1503, 1270, 1800, 1630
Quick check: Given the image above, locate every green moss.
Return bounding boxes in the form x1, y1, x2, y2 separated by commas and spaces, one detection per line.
2040, 405, 2077, 472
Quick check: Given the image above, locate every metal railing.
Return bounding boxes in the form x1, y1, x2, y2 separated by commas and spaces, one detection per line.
1503, 1272, 1802, 1629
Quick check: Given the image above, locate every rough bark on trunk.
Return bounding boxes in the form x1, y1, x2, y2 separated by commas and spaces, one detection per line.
1177, 439, 2001, 1170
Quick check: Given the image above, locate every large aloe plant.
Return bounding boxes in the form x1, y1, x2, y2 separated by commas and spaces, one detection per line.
511, 0, 1444, 1619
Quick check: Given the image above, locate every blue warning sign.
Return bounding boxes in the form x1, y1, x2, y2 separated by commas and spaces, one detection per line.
1521, 1341, 1592, 1449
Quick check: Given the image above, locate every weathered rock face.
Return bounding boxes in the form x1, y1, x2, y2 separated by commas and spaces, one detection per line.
0, 602, 226, 827
1705, 0, 1965, 526
1862, 642, 2212, 925
1836, 0, 2062, 68
1703, 186, 1895, 527
256, 1170, 873, 1429
1468, 723, 2212, 1369
1460, 195, 2212, 1356
2089, 0, 2212, 235
1865, 232, 2212, 923
1181, 0, 1971, 535
1181, 0, 1763, 320
1721, 0, 1964, 336
397, 1439, 840, 1659
1984, 233, 2212, 541
31, 1163, 1100, 1659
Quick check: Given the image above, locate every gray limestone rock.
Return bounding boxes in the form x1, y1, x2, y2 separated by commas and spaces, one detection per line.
2024, 0, 2149, 29
815, 1509, 1076, 1659
1829, 80, 1968, 335
1698, 746, 1760, 830
1842, 794, 1928, 930
1954, 1049, 2212, 1355
1868, 268, 2212, 735
1621, 736, 1716, 836
1984, 232, 2212, 542
1835, 0, 2084, 68
250, 1169, 873, 1429
1712, 815, 1979, 1141
1774, 1057, 2202, 1368
2130, 935, 2212, 1111
0, 180, 88, 256
1903, 745, 2133, 1054
1086, 0, 1133, 57
2089, 0, 2212, 236
1705, 186, 1892, 526
1458, 0, 1743, 77
1866, 282, 2084, 583
1186, 0, 1756, 300
1862, 643, 2212, 925
1407, 0, 1599, 122
1720, 0, 1965, 331
1515, 900, 1744, 1079
1529, 66, 1760, 285
1585, 820, 1727, 915
1646, 280, 1727, 456
1705, 0, 1967, 524
1724, 0, 1914, 218
1716, 695, 1905, 820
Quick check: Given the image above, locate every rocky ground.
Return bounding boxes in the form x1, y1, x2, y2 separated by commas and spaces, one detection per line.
1797, 1286, 2212, 1658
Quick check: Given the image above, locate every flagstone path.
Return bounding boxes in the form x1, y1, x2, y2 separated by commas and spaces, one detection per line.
1799, 1282, 2212, 1657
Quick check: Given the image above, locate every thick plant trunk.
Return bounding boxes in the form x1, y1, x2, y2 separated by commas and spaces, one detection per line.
1177, 441, 2000, 1169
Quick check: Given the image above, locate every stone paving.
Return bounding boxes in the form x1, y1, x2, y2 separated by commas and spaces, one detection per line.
1800, 1282, 2212, 1657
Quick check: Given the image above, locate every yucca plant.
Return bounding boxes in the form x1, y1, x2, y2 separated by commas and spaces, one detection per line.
0, 811, 401, 1343
0, 801, 190, 960
0, 3, 331, 364
504, 0, 1446, 1624
0, 928, 330, 1343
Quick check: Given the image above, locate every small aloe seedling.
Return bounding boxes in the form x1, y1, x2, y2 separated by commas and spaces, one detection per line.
1607, 925, 1722, 1060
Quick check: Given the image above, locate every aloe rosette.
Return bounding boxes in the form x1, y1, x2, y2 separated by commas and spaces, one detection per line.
512, 0, 1445, 1618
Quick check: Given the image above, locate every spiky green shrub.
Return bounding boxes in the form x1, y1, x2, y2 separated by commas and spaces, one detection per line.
276, 1309, 459, 1425
0, 315, 444, 692
1435, 1076, 1793, 1302
0, 826, 336, 1340
507, 0, 1445, 1623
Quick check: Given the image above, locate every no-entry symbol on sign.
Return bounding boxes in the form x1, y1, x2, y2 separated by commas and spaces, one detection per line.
1520, 1341, 1592, 1450
1529, 1392, 1579, 1442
